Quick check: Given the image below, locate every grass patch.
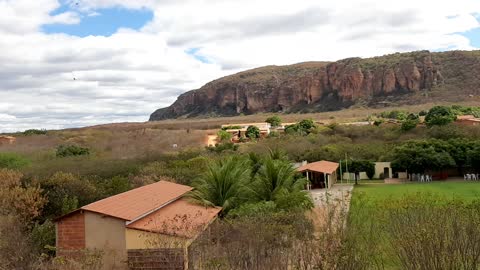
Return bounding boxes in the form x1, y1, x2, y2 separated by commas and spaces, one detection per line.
353, 181, 480, 201
348, 182, 480, 269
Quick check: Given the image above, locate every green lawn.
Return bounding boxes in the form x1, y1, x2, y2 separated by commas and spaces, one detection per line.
348, 181, 480, 269
353, 181, 480, 201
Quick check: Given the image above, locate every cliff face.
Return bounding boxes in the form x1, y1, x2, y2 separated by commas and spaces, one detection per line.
150, 50, 480, 120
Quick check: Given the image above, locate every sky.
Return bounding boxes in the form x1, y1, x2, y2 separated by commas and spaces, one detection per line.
0, 0, 479, 132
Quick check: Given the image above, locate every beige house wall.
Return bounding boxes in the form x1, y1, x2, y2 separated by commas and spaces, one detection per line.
342, 162, 393, 180
126, 228, 190, 250
84, 212, 128, 270
374, 162, 392, 179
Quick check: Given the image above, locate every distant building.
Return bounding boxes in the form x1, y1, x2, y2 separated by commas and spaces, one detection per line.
221, 122, 272, 141
0, 135, 16, 145
297, 160, 339, 189
342, 162, 393, 180
55, 181, 221, 270
456, 115, 480, 126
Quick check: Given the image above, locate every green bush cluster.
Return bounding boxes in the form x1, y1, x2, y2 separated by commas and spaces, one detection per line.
0, 153, 30, 169
206, 142, 239, 153
23, 129, 47, 136
265, 116, 282, 127
379, 110, 408, 120
285, 119, 316, 135
391, 139, 480, 173
246, 125, 260, 139
425, 106, 457, 127
221, 125, 242, 130
56, 144, 90, 157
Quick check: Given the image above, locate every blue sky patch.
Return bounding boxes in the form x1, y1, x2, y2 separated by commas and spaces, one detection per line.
42, 5, 153, 37
463, 27, 480, 48
463, 15, 480, 48
185, 48, 211, 63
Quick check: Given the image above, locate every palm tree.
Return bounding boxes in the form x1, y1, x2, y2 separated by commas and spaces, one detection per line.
251, 158, 313, 210
187, 157, 251, 215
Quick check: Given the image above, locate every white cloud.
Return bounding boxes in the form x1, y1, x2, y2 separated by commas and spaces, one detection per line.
0, 0, 479, 132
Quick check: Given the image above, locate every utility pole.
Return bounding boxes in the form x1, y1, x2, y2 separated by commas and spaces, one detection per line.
340, 158, 343, 184
345, 153, 350, 184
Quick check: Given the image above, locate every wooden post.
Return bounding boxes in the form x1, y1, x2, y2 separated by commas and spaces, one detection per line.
307, 171, 310, 190
324, 173, 327, 189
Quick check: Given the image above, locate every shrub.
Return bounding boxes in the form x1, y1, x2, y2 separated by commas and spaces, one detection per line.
221, 125, 242, 130
401, 119, 418, 132
40, 172, 97, 219
380, 110, 408, 120
373, 119, 384, 126
56, 145, 90, 157
298, 119, 316, 130
425, 106, 456, 127
0, 153, 30, 169
246, 125, 260, 139
31, 220, 56, 256
265, 116, 282, 127
227, 201, 277, 219
285, 119, 316, 135
23, 129, 47, 136
0, 169, 46, 222
268, 131, 279, 138
206, 142, 239, 153
217, 130, 232, 142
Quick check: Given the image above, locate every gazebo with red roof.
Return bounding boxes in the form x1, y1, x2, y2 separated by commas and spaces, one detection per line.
297, 160, 339, 189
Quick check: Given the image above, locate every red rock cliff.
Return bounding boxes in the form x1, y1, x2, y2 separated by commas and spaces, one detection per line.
150, 50, 480, 120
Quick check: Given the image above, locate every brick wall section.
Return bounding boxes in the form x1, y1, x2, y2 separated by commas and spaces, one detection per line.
128, 249, 184, 270
56, 211, 86, 256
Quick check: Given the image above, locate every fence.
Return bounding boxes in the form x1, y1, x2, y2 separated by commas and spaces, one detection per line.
128, 248, 184, 270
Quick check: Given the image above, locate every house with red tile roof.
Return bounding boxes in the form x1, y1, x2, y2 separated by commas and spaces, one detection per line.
55, 181, 221, 270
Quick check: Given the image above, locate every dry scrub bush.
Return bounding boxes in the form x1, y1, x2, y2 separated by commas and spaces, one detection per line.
0, 169, 47, 269
0, 169, 46, 222
188, 204, 377, 270
35, 250, 104, 270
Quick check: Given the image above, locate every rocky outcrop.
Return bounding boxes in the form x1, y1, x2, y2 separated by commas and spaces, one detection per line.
150, 50, 480, 120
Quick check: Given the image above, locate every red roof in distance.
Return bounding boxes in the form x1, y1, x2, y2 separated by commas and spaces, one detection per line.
297, 160, 339, 174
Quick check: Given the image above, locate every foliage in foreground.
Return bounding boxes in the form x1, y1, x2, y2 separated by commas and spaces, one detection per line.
187, 155, 313, 216
0, 152, 30, 169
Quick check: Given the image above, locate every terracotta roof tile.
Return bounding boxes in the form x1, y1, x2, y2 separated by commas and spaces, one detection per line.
126, 198, 221, 238
297, 160, 339, 174
81, 181, 192, 221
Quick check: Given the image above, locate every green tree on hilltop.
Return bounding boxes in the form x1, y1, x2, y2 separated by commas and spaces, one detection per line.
266, 116, 282, 127
425, 106, 456, 127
